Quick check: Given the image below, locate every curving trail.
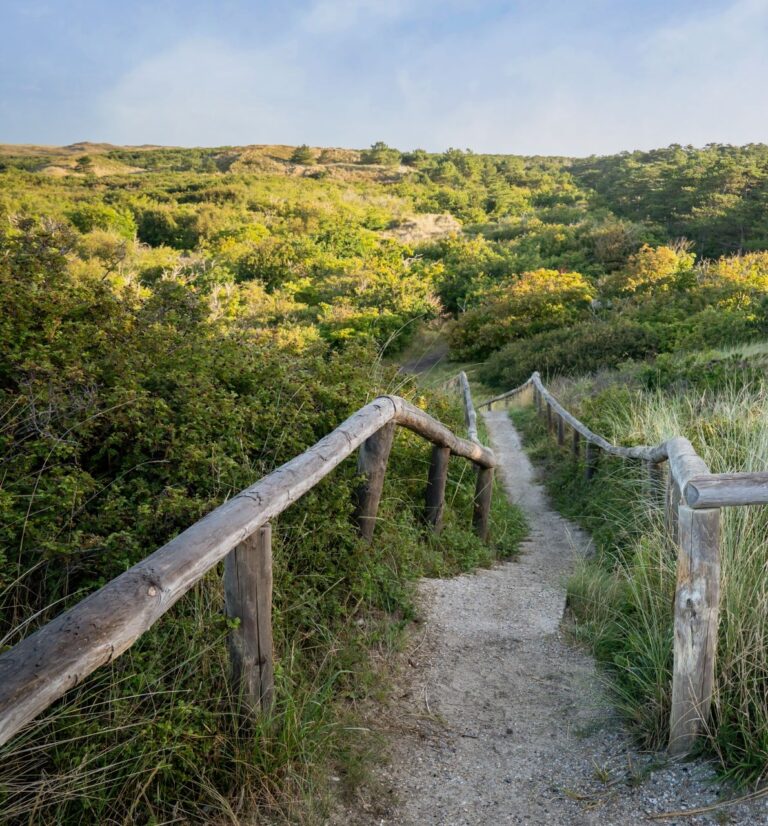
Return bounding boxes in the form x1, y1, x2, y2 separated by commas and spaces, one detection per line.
339, 410, 768, 825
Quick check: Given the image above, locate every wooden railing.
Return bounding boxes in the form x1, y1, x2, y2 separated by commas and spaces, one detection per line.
480, 372, 768, 756
0, 388, 494, 748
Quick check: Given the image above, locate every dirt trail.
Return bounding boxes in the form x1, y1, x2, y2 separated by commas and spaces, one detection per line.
399, 342, 450, 375
342, 411, 768, 825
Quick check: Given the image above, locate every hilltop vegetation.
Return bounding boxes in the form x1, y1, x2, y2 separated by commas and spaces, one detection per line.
5, 138, 768, 817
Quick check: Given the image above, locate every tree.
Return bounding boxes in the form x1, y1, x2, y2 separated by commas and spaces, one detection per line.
401, 148, 429, 167
75, 155, 94, 174
201, 155, 219, 173
290, 144, 316, 165
361, 141, 401, 167
603, 243, 695, 297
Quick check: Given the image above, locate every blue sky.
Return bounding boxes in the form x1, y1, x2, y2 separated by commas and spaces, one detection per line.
2, 0, 767, 154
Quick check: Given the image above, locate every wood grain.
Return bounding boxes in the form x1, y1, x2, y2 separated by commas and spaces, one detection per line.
354, 421, 396, 541
425, 445, 451, 532
458, 371, 480, 445
473, 466, 494, 542
224, 524, 274, 715
684, 472, 768, 508
669, 505, 721, 756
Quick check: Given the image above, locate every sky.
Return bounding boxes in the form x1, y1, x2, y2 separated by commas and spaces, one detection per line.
1, 0, 768, 155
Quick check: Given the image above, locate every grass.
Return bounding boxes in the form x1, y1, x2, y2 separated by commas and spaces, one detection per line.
511, 375, 768, 786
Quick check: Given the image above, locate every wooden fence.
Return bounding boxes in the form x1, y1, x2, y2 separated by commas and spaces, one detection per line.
0, 387, 494, 749
480, 371, 768, 756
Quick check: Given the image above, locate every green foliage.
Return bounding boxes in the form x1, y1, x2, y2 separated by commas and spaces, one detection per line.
570, 143, 768, 258
290, 144, 316, 165
67, 202, 137, 239
448, 268, 595, 360
472, 244, 768, 388
361, 141, 401, 167
514, 365, 768, 783
0, 193, 525, 820
479, 319, 664, 387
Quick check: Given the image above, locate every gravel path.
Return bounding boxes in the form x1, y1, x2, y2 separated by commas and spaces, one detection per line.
339, 411, 768, 825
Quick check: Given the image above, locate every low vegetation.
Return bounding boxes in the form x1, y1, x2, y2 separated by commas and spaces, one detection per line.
512, 348, 768, 784
0, 145, 530, 823
6, 137, 768, 814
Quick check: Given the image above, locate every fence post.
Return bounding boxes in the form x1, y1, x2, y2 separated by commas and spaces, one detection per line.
425, 445, 451, 532
224, 523, 274, 716
473, 466, 494, 542
557, 414, 565, 447
354, 422, 396, 541
546, 402, 553, 434
647, 461, 665, 507
572, 428, 581, 459
665, 475, 681, 545
669, 504, 721, 756
585, 441, 599, 480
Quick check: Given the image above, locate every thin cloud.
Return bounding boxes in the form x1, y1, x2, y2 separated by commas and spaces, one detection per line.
93, 0, 768, 153
99, 37, 304, 145
301, 0, 413, 34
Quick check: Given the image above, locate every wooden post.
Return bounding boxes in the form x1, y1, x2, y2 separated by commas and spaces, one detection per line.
669, 505, 721, 756
585, 441, 599, 480
665, 476, 682, 545
534, 387, 541, 413
546, 402, 553, 434
473, 466, 494, 542
557, 414, 565, 447
648, 461, 665, 507
354, 422, 396, 541
425, 445, 451, 532
572, 428, 580, 459
224, 524, 274, 715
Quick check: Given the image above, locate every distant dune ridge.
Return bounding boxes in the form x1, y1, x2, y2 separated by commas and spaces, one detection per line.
0, 141, 413, 182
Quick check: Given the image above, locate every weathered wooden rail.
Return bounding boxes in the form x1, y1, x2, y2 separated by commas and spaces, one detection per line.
480, 371, 768, 756
0, 389, 494, 748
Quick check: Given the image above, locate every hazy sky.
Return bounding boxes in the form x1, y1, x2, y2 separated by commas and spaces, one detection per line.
2, 0, 768, 155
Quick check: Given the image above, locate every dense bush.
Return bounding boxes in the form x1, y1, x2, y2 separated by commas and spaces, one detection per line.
448, 268, 594, 360
478, 319, 664, 388
466, 243, 768, 388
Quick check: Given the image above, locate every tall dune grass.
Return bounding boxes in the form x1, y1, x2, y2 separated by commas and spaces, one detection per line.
604, 383, 768, 781
517, 380, 768, 783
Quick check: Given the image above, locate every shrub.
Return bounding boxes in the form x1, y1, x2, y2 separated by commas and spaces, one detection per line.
68, 202, 137, 239
290, 144, 316, 165
448, 268, 594, 360
361, 141, 401, 167
479, 319, 663, 388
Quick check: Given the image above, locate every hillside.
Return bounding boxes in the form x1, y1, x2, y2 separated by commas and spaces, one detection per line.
5, 140, 768, 821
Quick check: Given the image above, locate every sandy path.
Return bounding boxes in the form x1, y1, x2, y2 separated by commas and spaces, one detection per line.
339, 411, 768, 825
